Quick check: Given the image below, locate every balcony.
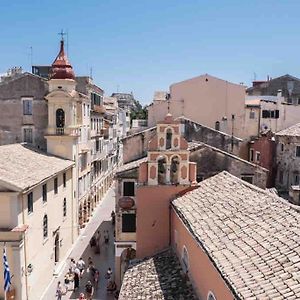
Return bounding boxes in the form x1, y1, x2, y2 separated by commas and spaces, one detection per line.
56, 128, 64, 135
93, 105, 106, 114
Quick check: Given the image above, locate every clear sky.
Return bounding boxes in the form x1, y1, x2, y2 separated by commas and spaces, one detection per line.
0, 0, 299, 104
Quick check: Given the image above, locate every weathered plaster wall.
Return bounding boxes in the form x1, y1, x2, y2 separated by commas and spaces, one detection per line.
0, 74, 48, 149
190, 144, 268, 189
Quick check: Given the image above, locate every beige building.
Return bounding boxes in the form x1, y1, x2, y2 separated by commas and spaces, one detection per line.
244, 94, 300, 138
0, 144, 74, 300
148, 74, 246, 138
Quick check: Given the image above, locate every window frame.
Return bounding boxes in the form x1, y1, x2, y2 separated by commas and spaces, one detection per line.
182, 245, 189, 272
121, 213, 136, 233
27, 192, 33, 214
296, 146, 300, 157
23, 126, 33, 144
63, 172, 66, 188
54, 177, 58, 194
63, 198, 67, 217
22, 98, 33, 115
123, 181, 135, 197
42, 184, 47, 203
43, 215, 48, 239
241, 175, 254, 184
256, 151, 261, 162
249, 111, 255, 119
207, 291, 217, 300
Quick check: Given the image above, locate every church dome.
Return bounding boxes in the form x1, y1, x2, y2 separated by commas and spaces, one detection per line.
118, 197, 135, 210
50, 40, 75, 80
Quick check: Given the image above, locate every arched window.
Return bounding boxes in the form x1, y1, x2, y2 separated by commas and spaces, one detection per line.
182, 246, 189, 272
157, 157, 167, 184
56, 109, 65, 128
215, 121, 220, 131
170, 156, 180, 184
207, 291, 217, 300
166, 128, 172, 149
63, 198, 67, 217
43, 215, 48, 239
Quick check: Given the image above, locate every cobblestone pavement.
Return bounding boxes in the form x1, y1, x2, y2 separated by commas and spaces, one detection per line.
41, 184, 116, 300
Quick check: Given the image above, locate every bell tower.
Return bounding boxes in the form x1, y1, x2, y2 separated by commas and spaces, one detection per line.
146, 113, 196, 186
45, 38, 84, 160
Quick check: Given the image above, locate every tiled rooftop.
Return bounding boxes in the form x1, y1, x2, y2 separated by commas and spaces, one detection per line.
276, 123, 300, 136
119, 249, 197, 300
172, 171, 300, 299
0, 144, 73, 191
116, 157, 147, 174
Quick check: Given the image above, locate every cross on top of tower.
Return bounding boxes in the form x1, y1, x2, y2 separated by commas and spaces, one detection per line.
58, 29, 67, 41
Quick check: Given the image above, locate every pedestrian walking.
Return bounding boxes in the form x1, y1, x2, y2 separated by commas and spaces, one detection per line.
85, 280, 94, 300
74, 267, 80, 290
105, 267, 112, 280
70, 258, 76, 272
78, 293, 86, 300
77, 257, 86, 277
56, 281, 63, 300
93, 268, 100, 289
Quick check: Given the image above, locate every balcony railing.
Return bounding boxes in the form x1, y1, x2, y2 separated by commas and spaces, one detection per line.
56, 128, 64, 135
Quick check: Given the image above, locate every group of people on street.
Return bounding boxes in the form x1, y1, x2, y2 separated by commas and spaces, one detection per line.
56, 256, 118, 299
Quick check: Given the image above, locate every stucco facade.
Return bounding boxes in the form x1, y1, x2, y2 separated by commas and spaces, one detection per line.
171, 209, 234, 300
148, 74, 246, 138
0, 165, 74, 300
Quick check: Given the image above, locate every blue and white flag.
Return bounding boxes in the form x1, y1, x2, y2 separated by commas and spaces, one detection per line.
3, 247, 11, 293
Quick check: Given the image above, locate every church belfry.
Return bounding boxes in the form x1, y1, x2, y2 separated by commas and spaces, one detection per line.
146, 113, 196, 186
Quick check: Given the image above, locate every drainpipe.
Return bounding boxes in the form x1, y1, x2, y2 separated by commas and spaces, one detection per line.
21, 194, 29, 300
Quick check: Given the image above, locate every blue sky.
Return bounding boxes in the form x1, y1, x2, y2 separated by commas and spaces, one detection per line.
0, 0, 299, 104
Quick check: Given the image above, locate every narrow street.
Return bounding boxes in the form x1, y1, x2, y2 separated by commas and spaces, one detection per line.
41, 184, 116, 300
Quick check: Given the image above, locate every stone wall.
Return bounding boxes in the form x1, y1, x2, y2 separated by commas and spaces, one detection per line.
122, 117, 243, 164
276, 135, 300, 192
0, 73, 48, 149
190, 143, 268, 189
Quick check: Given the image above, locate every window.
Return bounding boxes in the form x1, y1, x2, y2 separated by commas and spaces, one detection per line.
270, 110, 275, 118
166, 129, 172, 149
296, 146, 300, 157
241, 175, 253, 184
42, 184, 47, 203
275, 110, 280, 119
83, 104, 86, 116
54, 177, 58, 194
122, 213, 136, 232
249, 111, 255, 119
123, 181, 135, 196
298, 98, 300, 105
294, 174, 299, 185
256, 151, 261, 162
262, 110, 270, 118
27, 192, 33, 214
63, 198, 67, 217
96, 140, 100, 152
279, 171, 284, 184
182, 246, 189, 272
23, 99, 33, 115
281, 143, 284, 152
23, 127, 33, 143
215, 121, 220, 130
56, 109, 65, 128
63, 173, 66, 188
43, 215, 48, 239
249, 149, 254, 162
207, 291, 217, 300
81, 153, 87, 171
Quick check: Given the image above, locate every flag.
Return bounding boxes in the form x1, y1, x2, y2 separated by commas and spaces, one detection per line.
3, 247, 11, 293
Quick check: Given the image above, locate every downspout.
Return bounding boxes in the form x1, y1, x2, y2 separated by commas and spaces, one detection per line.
169, 203, 172, 247
21, 194, 29, 300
